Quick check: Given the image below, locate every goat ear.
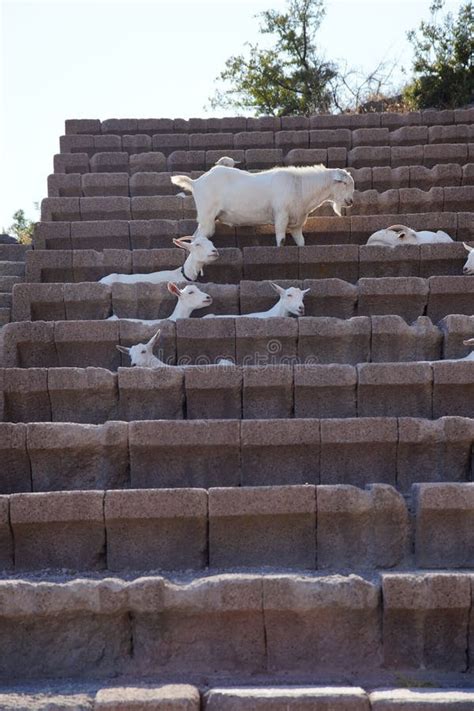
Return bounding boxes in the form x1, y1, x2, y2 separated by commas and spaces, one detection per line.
116, 345, 130, 355
463, 338, 474, 346
334, 169, 347, 183
463, 242, 474, 253
270, 282, 285, 295
303, 288, 311, 294
167, 282, 181, 296
172, 238, 191, 252
398, 232, 406, 240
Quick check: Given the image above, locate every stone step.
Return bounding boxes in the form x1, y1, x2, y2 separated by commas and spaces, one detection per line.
9, 276, 474, 327
47, 163, 474, 197
0, 570, 471, 682
63, 109, 474, 136
2, 482, 474, 573
40, 186, 474, 223
0, 275, 24, 292
2, 356, 474, 422
0, 261, 25, 277
0, 243, 30, 261
0, 417, 471, 493
58, 125, 474, 159
53, 142, 474, 175
32, 212, 472, 250
24, 242, 471, 285
0, 308, 11, 327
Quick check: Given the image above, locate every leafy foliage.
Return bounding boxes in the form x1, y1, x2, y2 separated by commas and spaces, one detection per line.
8, 209, 34, 245
209, 0, 337, 115
404, 0, 473, 109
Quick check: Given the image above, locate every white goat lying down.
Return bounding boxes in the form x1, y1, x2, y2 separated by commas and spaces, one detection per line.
171, 164, 354, 247
367, 224, 454, 247
205, 282, 310, 319
116, 328, 233, 368
108, 282, 212, 324
462, 243, 474, 274
214, 156, 240, 167
99, 235, 218, 286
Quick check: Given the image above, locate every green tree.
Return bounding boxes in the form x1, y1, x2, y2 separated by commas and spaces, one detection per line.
209, 0, 338, 116
9, 209, 35, 244
404, 0, 473, 109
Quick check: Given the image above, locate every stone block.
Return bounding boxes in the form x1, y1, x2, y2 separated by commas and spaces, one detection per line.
398, 186, 443, 214
462, 163, 474, 186
105, 488, 207, 571
348, 146, 390, 168
397, 417, 474, 490
414, 483, 474, 568
302, 279, 357, 318
111, 281, 173, 320
129, 420, 240, 489
457, 211, 473, 241
234, 131, 274, 149
167, 150, 206, 171
1, 368, 51, 422
129, 152, 167, 174
455, 107, 474, 123
0, 423, 31, 494
275, 130, 309, 151
371, 315, 441, 362
80, 197, 131, 221
390, 145, 424, 168
64, 282, 112, 320
48, 173, 82, 197
410, 163, 462, 190
130, 171, 171, 196
94, 135, 122, 153
60, 134, 94, 154
294, 364, 357, 418
421, 108, 454, 125
0, 321, 58, 368
263, 575, 380, 673
41, 197, 81, 222
48, 367, 118, 424
281, 116, 309, 130
427, 275, 474, 322
12, 283, 65, 322
359, 244, 420, 279
244, 148, 283, 169
298, 316, 371, 365
419, 241, 466, 278
357, 277, 428, 321
309, 129, 351, 149
389, 125, 428, 146
65, 118, 101, 135
372, 166, 411, 192
184, 365, 242, 419
82, 172, 129, 197
357, 362, 433, 418
204, 248, 243, 284
439, 314, 474, 359
204, 687, 370, 710
327, 146, 347, 168
102, 118, 138, 134
242, 246, 299, 281
310, 114, 352, 129
284, 148, 328, 166
347, 166, 373, 191
444, 185, 474, 212
205, 149, 245, 168
71, 220, 131, 250
423, 143, 468, 168
352, 128, 389, 147
131, 195, 183, 220
240, 419, 319, 486
129, 219, 178, 249
54, 320, 121, 370
353, 188, 399, 216
382, 573, 471, 671
242, 365, 293, 419
27, 421, 129, 491
209, 485, 316, 568
299, 245, 359, 282
0, 496, 12, 569
370, 688, 474, 710
26, 249, 73, 283
320, 418, 397, 487
90, 152, 129, 173
189, 132, 234, 150
429, 124, 471, 144
176, 318, 235, 365
54, 153, 90, 175
95, 685, 201, 710
317, 484, 409, 569
117, 366, 184, 420
122, 134, 152, 154
432, 361, 474, 418
32, 222, 71, 250
303, 215, 352, 246
236, 318, 298, 366
10, 491, 105, 571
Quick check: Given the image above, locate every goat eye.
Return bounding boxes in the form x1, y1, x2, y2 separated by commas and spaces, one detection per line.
141, 350, 146, 354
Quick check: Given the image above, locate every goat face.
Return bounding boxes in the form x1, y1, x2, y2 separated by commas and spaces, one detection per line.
116, 329, 162, 368
463, 243, 474, 275
272, 283, 310, 316
330, 169, 355, 216
367, 225, 418, 247
173, 235, 219, 264
170, 282, 213, 310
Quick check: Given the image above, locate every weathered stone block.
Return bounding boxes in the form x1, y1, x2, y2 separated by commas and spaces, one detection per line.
236, 318, 298, 366
294, 364, 357, 418
48, 367, 118, 424
357, 362, 433, 418
117, 366, 183, 421
0, 423, 31, 494
184, 365, 242, 419
242, 365, 293, 419
432, 361, 474, 418
298, 316, 370, 365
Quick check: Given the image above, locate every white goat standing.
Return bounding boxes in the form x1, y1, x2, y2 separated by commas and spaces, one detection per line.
99, 236, 218, 286
205, 283, 310, 319
462, 243, 474, 274
116, 329, 164, 368
367, 224, 454, 247
171, 164, 354, 247
108, 282, 212, 324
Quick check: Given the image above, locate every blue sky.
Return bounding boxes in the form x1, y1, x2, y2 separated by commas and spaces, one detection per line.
0, 0, 461, 229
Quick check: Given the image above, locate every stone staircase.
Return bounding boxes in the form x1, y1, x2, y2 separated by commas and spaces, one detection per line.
0, 108, 473, 709
0, 243, 29, 327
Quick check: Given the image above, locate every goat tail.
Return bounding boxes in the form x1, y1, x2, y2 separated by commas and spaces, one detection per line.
171, 175, 194, 192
